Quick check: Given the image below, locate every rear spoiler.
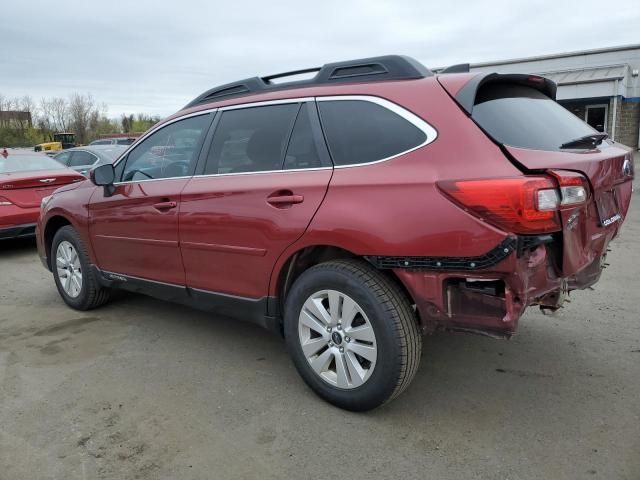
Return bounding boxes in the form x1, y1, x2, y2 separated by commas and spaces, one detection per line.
454, 73, 557, 114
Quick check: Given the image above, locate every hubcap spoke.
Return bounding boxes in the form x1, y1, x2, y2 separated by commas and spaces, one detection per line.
335, 352, 351, 388
346, 324, 375, 343
298, 289, 377, 389
328, 290, 341, 324
310, 348, 333, 375
304, 297, 332, 326
71, 252, 80, 269
346, 342, 376, 362
300, 336, 327, 357
300, 310, 328, 337
56, 256, 67, 268
344, 351, 366, 387
340, 295, 358, 329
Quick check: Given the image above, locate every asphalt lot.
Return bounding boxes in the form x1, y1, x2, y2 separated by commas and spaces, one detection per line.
1, 194, 639, 480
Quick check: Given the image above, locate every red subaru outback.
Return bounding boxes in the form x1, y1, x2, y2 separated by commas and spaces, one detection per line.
36, 56, 634, 410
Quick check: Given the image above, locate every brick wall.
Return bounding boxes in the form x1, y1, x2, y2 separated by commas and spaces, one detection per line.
614, 100, 640, 149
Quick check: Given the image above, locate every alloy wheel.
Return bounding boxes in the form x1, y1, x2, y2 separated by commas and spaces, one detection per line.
298, 289, 377, 389
56, 240, 83, 298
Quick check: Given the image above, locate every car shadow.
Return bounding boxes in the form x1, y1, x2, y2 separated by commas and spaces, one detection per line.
0, 237, 38, 255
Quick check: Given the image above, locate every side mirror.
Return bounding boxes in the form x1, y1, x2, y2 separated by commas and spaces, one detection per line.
90, 163, 115, 185
89, 163, 116, 196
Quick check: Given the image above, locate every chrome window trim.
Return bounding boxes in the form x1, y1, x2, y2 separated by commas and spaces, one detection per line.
315, 95, 438, 169
110, 94, 438, 184
112, 166, 333, 185
218, 97, 314, 112
190, 166, 332, 180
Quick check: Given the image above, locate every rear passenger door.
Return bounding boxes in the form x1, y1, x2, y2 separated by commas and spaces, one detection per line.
179, 101, 333, 299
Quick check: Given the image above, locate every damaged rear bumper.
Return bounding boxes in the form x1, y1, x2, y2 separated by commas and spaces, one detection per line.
383, 234, 612, 337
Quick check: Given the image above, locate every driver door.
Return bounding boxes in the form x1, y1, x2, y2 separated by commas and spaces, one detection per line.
88, 113, 213, 285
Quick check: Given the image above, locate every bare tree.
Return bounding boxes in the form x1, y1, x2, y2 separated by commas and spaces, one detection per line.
68, 93, 98, 144
51, 97, 69, 132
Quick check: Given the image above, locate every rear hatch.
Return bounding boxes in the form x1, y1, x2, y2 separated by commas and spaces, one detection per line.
438, 74, 634, 275
0, 170, 84, 208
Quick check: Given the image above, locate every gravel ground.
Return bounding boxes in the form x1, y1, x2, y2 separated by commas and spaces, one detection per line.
0, 190, 638, 480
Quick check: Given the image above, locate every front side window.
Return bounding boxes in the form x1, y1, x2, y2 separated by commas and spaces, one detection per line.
68, 151, 97, 167
318, 99, 427, 166
120, 114, 211, 182
204, 104, 299, 175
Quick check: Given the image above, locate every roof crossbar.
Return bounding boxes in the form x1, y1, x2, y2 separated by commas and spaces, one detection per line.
184, 55, 432, 109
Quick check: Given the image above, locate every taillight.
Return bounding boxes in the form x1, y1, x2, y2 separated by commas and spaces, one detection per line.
548, 170, 589, 206
437, 173, 589, 235
0, 196, 13, 206
438, 177, 560, 234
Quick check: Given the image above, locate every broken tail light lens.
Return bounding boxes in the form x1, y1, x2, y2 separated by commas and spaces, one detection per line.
437, 176, 562, 234
548, 170, 590, 207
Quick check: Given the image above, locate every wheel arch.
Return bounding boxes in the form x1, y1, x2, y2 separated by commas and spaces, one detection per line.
43, 215, 73, 269
270, 244, 419, 326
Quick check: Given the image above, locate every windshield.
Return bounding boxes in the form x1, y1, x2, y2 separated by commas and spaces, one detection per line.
472, 83, 598, 151
0, 153, 67, 174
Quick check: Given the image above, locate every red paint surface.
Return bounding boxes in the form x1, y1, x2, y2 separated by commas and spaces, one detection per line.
1, 168, 83, 229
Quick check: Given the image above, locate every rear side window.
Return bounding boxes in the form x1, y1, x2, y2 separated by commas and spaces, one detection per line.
284, 104, 328, 170
318, 100, 427, 166
472, 84, 597, 151
204, 104, 299, 175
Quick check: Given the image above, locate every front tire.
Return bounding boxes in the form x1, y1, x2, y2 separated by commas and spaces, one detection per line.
51, 225, 111, 310
284, 259, 422, 411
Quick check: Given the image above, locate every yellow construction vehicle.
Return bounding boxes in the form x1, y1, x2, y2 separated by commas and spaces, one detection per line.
34, 132, 77, 153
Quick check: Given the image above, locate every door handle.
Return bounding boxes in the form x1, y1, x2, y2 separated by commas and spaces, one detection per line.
267, 194, 304, 207
153, 201, 177, 210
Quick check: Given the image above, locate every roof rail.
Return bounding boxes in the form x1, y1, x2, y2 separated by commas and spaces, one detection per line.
184, 55, 432, 109
439, 63, 470, 74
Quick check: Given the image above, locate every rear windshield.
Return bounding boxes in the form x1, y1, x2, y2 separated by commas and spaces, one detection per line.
0, 153, 67, 174
472, 83, 597, 151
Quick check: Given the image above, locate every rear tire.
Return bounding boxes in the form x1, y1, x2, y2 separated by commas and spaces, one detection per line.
284, 259, 422, 411
51, 225, 111, 310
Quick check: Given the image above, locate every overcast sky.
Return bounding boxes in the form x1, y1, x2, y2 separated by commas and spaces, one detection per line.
1, 0, 638, 118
